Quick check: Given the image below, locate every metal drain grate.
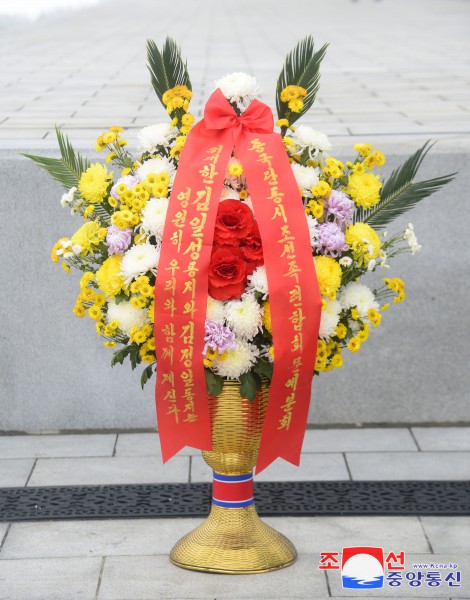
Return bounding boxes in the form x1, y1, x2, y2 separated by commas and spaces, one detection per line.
0, 481, 468, 522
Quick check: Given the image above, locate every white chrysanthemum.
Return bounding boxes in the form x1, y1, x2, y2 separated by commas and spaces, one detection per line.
306, 214, 319, 249
120, 244, 160, 285
339, 282, 379, 318
213, 339, 259, 378
140, 197, 169, 241
206, 297, 225, 323
224, 294, 263, 340
136, 157, 176, 184
246, 265, 269, 298
215, 72, 261, 109
137, 122, 176, 154
60, 186, 76, 207
404, 222, 422, 255
292, 126, 332, 157
319, 297, 342, 340
220, 186, 240, 201
339, 257, 352, 267
107, 300, 149, 336
291, 163, 320, 191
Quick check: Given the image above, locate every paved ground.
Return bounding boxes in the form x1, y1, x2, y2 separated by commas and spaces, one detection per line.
0, 0, 469, 151
0, 428, 469, 599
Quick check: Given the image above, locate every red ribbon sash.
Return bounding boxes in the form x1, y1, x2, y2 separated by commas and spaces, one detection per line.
154, 89, 321, 472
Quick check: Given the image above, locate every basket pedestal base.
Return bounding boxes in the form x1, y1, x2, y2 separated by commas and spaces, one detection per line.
170, 504, 297, 574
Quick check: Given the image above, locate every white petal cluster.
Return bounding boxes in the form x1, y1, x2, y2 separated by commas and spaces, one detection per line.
404, 223, 422, 255
246, 265, 269, 298
107, 300, 149, 336
140, 197, 169, 241
215, 72, 261, 110
292, 125, 332, 157
137, 122, 176, 154
213, 339, 259, 378
318, 297, 341, 340
291, 163, 319, 191
120, 244, 160, 285
306, 214, 319, 249
339, 282, 379, 318
60, 187, 76, 207
224, 294, 263, 340
136, 157, 176, 184
206, 297, 225, 323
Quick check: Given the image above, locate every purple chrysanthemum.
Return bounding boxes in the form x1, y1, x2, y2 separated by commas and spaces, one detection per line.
106, 225, 132, 255
110, 175, 141, 200
315, 222, 349, 257
324, 190, 355, 227
203, 320, 236, 355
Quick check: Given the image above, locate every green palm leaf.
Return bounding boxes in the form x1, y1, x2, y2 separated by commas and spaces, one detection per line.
354, 141, 456, 230
147, 37, 191, 108
276, 36, 328, 125
22, 126, 89, 191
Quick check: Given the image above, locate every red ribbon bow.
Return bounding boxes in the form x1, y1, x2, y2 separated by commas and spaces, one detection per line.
154, 89, 321, 473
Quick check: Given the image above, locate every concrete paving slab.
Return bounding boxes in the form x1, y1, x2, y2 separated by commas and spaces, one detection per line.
302, 429, 418, 453
27, 455, 189, 486
327, 554, 469, 598
263, 516, 430, 554
0, 556, 102, 600
0, 433, 116, 459
412, 429, 470, 451
420, 518, 470, 554
98, 553, 329, 599
190, 453, 350, 482
0, 459, 34, 487
0, 518, 203, 559
346, 452, 470, 481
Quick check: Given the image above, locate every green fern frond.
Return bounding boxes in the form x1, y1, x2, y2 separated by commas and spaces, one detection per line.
21, 126, 90, 191
146, 37, 191, 108
276, 36, 328, 125
354, 141, 456, 230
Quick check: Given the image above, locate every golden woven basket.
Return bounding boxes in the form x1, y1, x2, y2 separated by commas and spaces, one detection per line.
170, 379, 297, 574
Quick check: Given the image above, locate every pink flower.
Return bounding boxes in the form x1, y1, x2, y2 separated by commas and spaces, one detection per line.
106, 225, 132, 255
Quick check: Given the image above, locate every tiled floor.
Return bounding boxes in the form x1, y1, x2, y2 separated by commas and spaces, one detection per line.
0, 428, 469, 598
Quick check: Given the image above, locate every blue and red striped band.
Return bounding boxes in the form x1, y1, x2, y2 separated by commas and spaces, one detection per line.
212, 472, 254, 508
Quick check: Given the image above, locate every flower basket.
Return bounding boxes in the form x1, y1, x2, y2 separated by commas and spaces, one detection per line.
25, 35, 455, 574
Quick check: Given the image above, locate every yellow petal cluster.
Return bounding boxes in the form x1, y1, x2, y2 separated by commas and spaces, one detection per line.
78, 163, 112, 204
95, 255, 125, 298
313, 256, 342, 300
347, 172, 382, 209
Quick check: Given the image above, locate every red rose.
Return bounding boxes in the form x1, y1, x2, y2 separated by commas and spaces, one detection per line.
208, 246, 247, 300
213, 199, 254, 246
240, 221, 264, 271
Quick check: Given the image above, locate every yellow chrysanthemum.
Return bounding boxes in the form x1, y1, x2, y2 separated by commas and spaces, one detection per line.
71, 221, 102, 255
95, 255, 125, 298
78, 163, 112, 204
80, 271, 94, 290
280, 85, 307, 103
353, 143, 373, 158
347, 172, 382, 209
50, 237, 69, 263
367, 308, 382, 327
331, 354, 344, 368
262, 301, 272, 334
347, 337, 361, 353
345, 223, 381, 265
335, 323, 347, 340
313, 256, 342, 300
288, 98, 304, 113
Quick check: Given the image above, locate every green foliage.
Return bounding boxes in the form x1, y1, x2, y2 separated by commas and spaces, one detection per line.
239, 371, 261, 402
253, 359, 273, 381
111, 346, 132, 367
355, 141, 456, 230
276, 36, 328, 126
205, 368, 224, 397
147, 37, 192, 109
141, 364, 155, 389
21, 126, 89, 191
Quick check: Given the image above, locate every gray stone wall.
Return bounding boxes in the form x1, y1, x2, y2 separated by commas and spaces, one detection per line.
0, 149, 467, 432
